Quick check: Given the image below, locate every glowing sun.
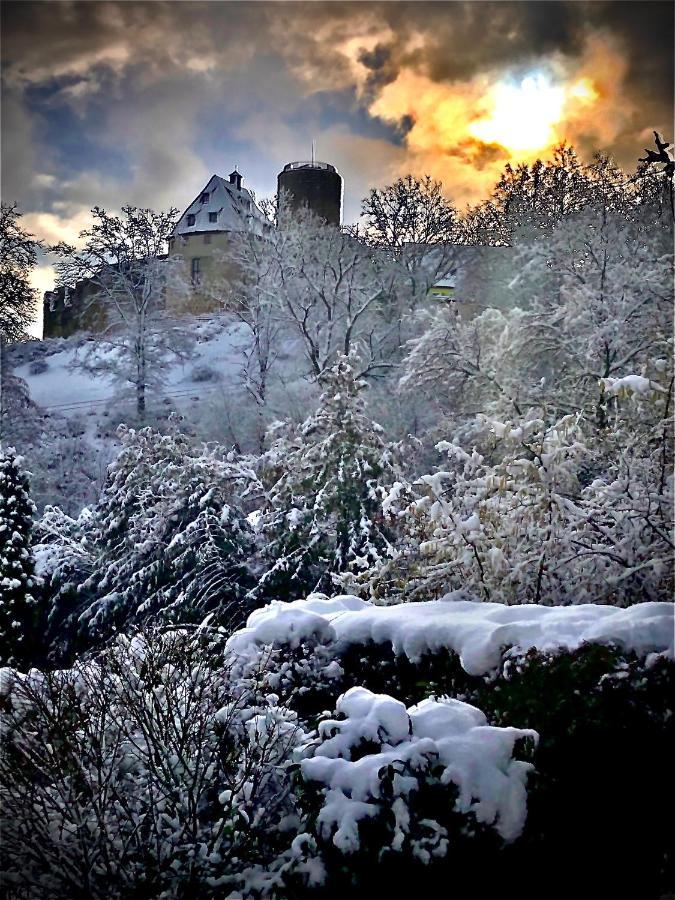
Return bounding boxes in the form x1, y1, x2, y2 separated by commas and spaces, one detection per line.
470, 73, 597, 154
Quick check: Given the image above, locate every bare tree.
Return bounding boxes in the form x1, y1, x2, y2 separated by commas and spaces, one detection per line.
53, 206, 194, 422
360, 175, 464, 314
227, 203, 402, 381
637, 131, 675, 219
361, 174, 459, 250
0, 203, 42, 343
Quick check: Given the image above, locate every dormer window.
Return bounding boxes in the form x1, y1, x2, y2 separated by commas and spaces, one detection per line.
200, 193, 209, 203
209, 212, 217, 223
187, 214, 196, 226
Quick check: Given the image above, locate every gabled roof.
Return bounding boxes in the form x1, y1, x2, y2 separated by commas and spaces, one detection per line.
173, 174, 268, 236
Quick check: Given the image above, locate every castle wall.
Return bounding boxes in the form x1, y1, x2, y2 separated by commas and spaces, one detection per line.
43, 281, 109, 339
166, 231, 244, 315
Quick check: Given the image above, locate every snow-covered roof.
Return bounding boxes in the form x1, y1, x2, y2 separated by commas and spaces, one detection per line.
173, 174, 268, 237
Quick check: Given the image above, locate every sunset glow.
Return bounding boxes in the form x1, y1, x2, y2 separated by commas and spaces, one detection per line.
469, 73, 597, 154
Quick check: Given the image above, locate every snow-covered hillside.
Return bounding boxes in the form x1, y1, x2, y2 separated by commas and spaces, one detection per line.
14, 315, 255, 415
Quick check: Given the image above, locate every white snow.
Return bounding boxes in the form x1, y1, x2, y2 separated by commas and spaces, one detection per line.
601, 374, 660, 397
302, 686, 536, 848
16, 317, 252, 411
227, 593, 675, 676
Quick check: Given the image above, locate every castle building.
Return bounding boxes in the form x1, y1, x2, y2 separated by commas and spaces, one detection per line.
42, 168, 269, 336
167, 169, 269, 313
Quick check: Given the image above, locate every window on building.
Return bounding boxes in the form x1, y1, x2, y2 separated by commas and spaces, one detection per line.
187, 214, 196, 226
209, 212, 217, 223
204, 234, 211, 245
191, 257, 201, 283
200, 193, 209, 203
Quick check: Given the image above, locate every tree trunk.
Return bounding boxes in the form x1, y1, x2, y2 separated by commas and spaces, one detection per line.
137, 353, 146, 423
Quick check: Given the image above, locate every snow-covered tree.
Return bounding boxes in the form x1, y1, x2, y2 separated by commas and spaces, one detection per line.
218, 223, 284, 410
0, 203, 44, 450
0, 449, 40, 666
228, 203, 410, 381
513, 205, 673, 427
54, 206, 194, 422
364, 397, 672, 607
256, 354, 400, 599
400, 305, 529, 429
41, 424, 261, 657
403, 200, 673, 435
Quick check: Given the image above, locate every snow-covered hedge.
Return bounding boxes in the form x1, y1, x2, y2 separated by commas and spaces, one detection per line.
226, 593, 674, 676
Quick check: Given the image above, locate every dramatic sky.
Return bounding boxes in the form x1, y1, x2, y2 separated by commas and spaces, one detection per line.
1, 0, 673, 300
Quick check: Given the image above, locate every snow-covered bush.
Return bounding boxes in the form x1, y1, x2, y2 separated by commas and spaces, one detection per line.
0, 627, 309, 900
190, 363, 221, 383
27, 358, 48, 375
300, 685, 535, 845
225, 593, 675, 898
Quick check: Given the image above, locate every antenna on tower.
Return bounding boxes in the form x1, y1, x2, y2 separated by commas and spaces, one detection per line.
311, 139, 315, 166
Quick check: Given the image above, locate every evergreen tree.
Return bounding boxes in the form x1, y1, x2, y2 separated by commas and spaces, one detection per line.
41, 425, 260, 657
0, 449, 39, 666
257, 353, 399, 599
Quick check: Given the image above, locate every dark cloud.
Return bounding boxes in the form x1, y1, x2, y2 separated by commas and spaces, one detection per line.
0, 0, 672, 235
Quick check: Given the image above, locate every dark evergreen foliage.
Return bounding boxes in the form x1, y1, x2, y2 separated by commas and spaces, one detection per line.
0, 449, 40, 666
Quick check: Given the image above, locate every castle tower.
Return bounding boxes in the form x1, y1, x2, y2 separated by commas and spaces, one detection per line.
277, 157, 343, 226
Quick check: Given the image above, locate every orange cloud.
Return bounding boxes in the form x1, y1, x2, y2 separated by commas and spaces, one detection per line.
293, 27, 637, 207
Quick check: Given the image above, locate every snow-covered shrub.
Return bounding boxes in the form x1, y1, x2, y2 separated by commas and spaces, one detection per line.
362, 401, 673, 606
38, 425, 262, 660
0, 627, 309, 900
226, 594, 675, 898
28, 358, 49, 375
255, 354, 400, 601
0, 449, 42, 667
301, 685, 535, 843
190, 363, 221, 383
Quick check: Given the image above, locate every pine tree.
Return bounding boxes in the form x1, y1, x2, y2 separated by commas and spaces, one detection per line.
0, 449, 39, 666
257, 353, 399, 599
52, 424, 260, 652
